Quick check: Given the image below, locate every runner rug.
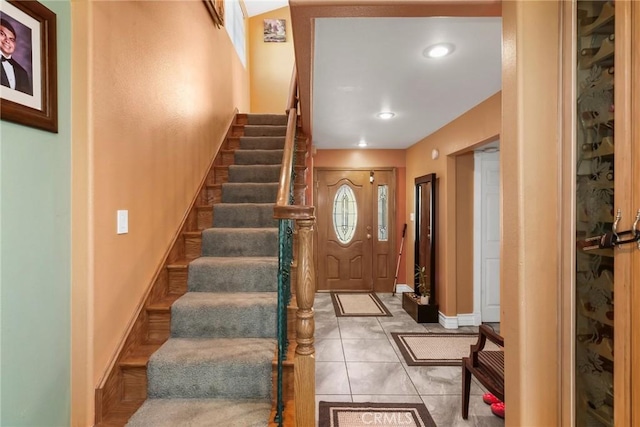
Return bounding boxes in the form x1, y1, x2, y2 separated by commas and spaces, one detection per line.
318, 402, 437, 427
330, 292, 392, 317
391, 332, 502, 366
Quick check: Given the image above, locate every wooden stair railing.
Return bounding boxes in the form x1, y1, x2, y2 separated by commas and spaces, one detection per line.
273, 63, 316, 427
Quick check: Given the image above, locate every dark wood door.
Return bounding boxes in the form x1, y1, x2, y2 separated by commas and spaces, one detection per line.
315, 169, 395, 292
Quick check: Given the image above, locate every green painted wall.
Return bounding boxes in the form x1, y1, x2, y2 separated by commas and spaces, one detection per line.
0, 1, 71, 425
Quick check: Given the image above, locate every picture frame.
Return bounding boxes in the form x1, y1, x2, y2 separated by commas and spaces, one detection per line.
263, 19, 286, 43
0, 0, 57, 133
204, 0, 224, 28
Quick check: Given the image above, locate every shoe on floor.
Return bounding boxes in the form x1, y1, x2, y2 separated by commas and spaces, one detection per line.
482, 393, 501, 405
491, 402, 505, 419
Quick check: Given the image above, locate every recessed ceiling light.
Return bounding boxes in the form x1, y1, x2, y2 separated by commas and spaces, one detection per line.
358, 140, 368, 147
423, 43, 455, 59
376, 112, 395, 120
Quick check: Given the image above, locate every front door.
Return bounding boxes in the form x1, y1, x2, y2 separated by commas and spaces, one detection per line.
315, 169, 395, 292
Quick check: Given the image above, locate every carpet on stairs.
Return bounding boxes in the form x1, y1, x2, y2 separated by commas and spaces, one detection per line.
127, 113, 288, 426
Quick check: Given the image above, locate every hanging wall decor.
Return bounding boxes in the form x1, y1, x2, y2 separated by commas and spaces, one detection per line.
264, 19, 286, 42
0, 0, 57, 132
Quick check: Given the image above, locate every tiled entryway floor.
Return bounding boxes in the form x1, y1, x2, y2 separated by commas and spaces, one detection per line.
314, 292, 505, 427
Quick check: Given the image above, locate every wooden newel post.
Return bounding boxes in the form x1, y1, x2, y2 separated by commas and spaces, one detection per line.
294, 215, 316, 427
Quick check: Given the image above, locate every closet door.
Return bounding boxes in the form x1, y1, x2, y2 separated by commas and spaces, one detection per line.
572, 1, 638, 425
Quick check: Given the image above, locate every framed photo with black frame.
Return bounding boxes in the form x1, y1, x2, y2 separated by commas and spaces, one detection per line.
0, 0, 57, 133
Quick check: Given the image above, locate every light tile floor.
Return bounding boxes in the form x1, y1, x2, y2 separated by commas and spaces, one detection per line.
314, 292, 505, 427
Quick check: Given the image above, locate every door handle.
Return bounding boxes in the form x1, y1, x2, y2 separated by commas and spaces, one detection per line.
367, 233, 372, 240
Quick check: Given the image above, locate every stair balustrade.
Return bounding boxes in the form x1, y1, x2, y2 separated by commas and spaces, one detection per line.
273, 64, 316, 427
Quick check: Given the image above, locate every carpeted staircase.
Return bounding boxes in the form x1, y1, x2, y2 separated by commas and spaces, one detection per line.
127, 114, 288, 427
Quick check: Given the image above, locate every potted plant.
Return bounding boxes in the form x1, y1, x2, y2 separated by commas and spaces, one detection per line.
402, 264, 438, 323
415, 264, 430, 305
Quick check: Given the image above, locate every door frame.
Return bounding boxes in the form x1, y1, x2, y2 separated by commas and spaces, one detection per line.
313, 167, 397, 292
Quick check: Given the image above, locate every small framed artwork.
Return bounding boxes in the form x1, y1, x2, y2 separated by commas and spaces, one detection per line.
204, 0, 224, 28
0, 0, 57, 133
264, 19, 286, 43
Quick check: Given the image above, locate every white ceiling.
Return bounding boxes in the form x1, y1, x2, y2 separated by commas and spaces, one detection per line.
243, 0, 289, 17
243, 3, 502, 150
312, 17, 502, 149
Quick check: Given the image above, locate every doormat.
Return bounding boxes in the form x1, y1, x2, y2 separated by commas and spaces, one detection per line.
319, 401, 437, 427
330, 292, 392, 317
391, 332, 502, 366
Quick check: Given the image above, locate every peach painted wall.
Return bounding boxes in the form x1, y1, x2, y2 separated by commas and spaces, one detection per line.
314, 149, 407, 284
71, 1, 250, 424
405, 93, 500, 317
502, 2, 561, 424
248, 7, 295, 113
455, 153, 475, 314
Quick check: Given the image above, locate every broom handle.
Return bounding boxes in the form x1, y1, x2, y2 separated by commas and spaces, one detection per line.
392, 224, 407, 295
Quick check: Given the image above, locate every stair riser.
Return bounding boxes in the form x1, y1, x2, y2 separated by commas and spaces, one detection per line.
184, 235, 202, 260
171, 304, 277, 338
197, 207, 213, 230
221, 184, 278, 203
147, 361, 272, 399
245, 114, 288, 126
214, 167, 228, 183
147, 311, 170, 343
213, 204, 278, 228
235, 150, 284, 165
240, 137, 286, 150
201, 230, 278, 257
243, 126, 287, 137
167, 267, 187, 295
188, 261, 277, 293
123, 367, 147, 401
205, 186, 222, 205
228, 165, 281, 183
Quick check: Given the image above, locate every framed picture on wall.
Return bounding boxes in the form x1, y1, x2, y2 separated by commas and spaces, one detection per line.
0, 0, 57, 133
264, 19, 286, 43
204, 0, 224, 28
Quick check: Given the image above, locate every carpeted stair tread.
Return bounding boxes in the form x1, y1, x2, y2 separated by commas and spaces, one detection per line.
188, 256, 277, 292
239, 136, 286, 150
201, 228, 278, 257
221, 183, 278, 203
128, 113, 287, 425
246, 113, 288, 126
243, 125, 287, 137
171, 292, 277, 338
213, 203, 278, 228
126, 398, 272, 427
228, 164, 281, 183
234, 149, 284, 165
147, 337, 275, 399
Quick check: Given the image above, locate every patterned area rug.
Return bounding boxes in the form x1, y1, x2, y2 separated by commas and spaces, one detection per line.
330, 292, 392, 317
319, 402, 436, 427
391, 332, 501, 366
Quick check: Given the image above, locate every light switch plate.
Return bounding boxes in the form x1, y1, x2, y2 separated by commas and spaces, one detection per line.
117, 210, 128, 234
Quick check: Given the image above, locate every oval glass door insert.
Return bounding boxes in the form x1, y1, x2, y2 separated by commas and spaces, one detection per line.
333, 184, 358, 244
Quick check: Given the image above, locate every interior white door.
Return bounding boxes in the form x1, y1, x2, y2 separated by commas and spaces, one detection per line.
477, 150, 501, 322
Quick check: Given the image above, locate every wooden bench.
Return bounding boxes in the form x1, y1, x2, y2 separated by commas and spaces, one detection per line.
462, 324, 504, 419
